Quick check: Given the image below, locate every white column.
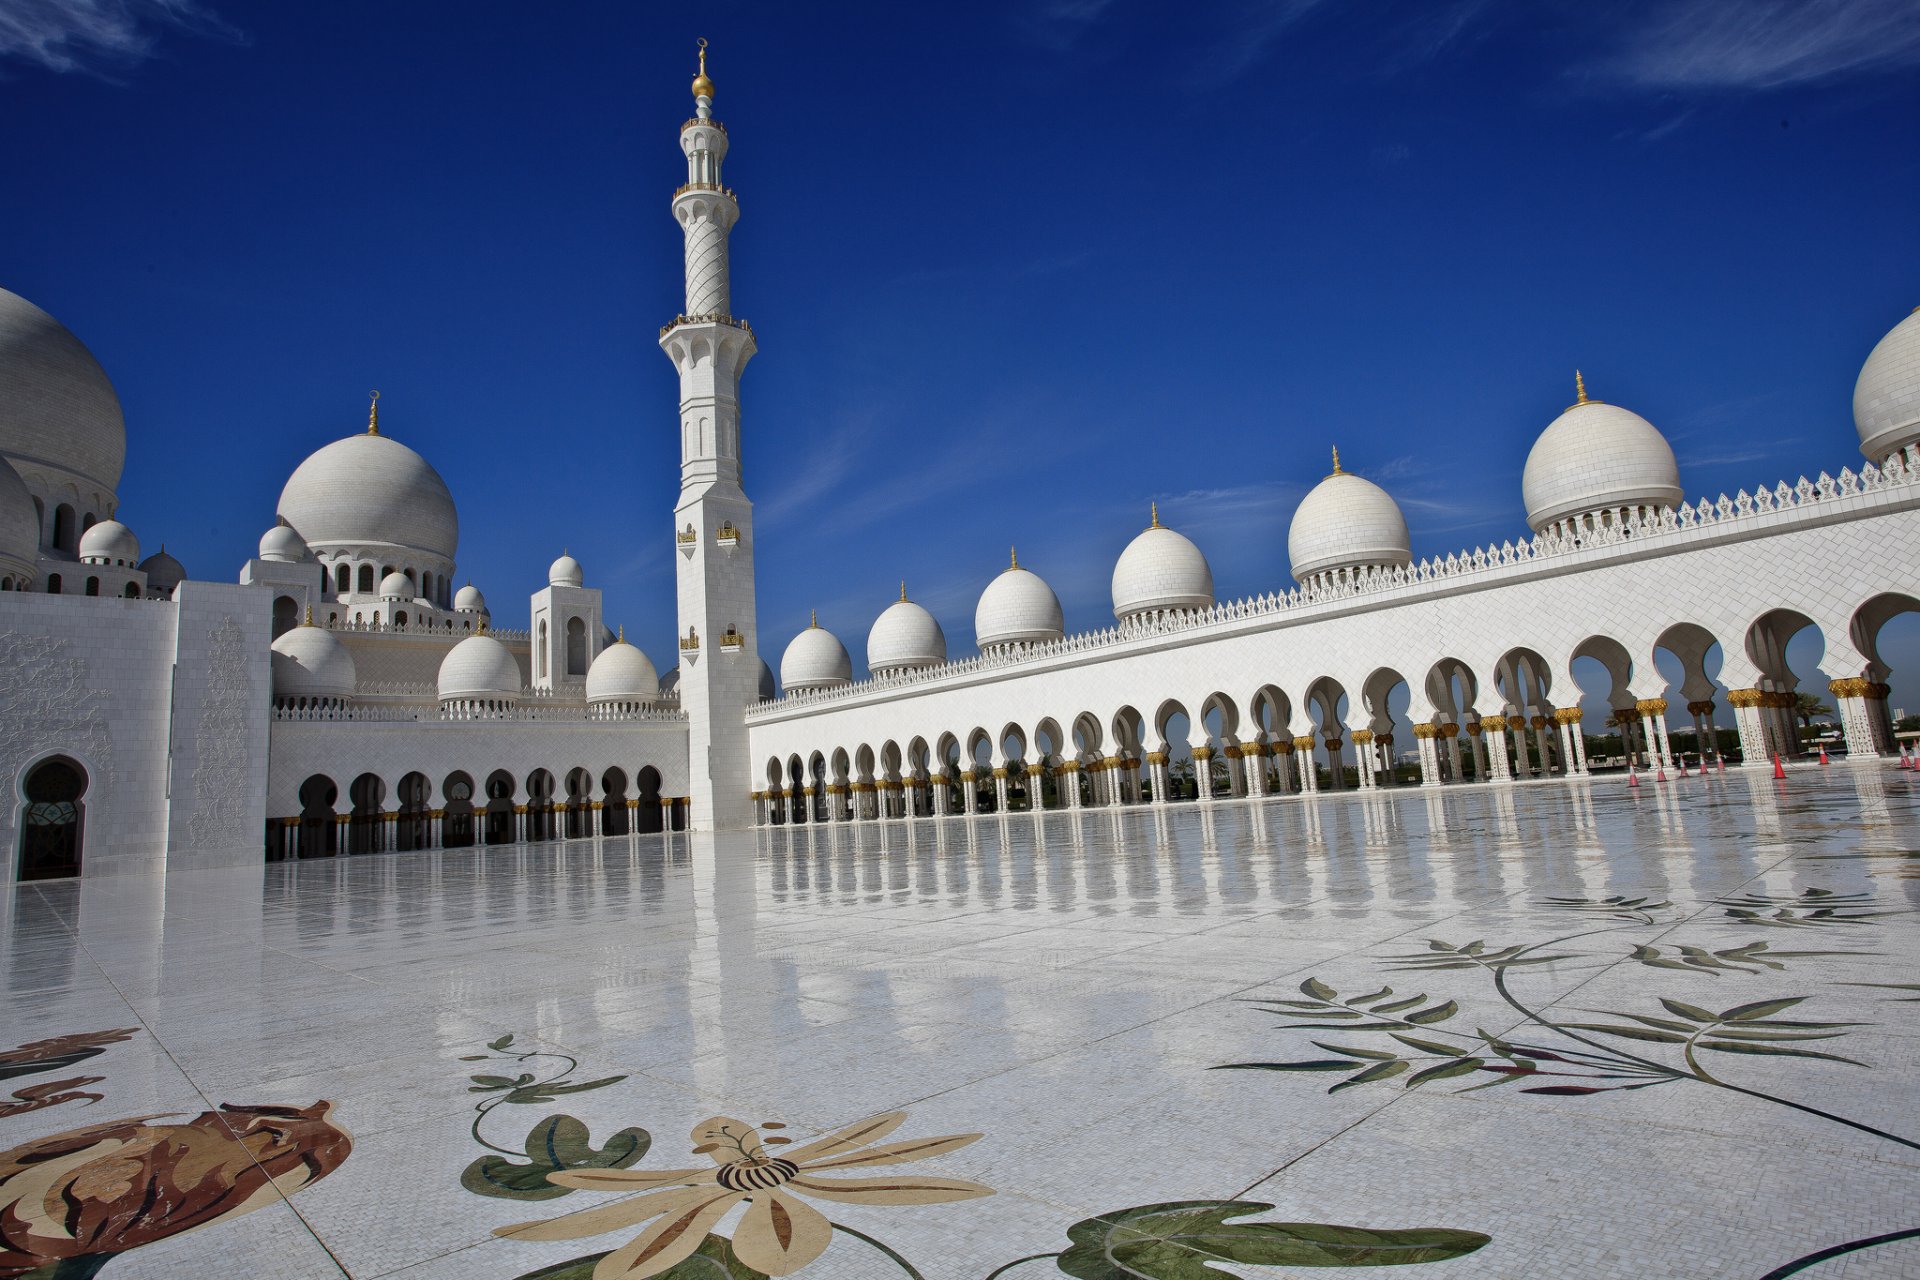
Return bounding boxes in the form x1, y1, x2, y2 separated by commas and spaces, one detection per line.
1729, 693, 1769, 767
1414, 726, 1441, 788
1483, 719, 1515, 784
1245, 746, 1269, 798
1830, 680, 1881, 759
1351, 733, 1375, 789
1192, 748, 1215, 803
1065, 764, 1085, 809
1295, 738, 1318, 793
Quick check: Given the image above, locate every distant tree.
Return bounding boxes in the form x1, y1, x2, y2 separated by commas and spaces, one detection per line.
1794, 693, 1834, 729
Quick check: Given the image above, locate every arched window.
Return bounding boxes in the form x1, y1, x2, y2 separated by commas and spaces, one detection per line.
537, 620, 548, 678
357, 564, 374, 594
335, 563, 350, 594
123, 582, 139, 598
45, 574, 61, 594
84, 578, 100, 597
394, 610, 408, 628
271, 595, 298, 638
566, 616, 587, 676
53, 504, 76, 553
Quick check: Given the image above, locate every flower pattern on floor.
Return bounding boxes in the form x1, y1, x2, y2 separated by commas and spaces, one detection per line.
0, 1028, 351, 1280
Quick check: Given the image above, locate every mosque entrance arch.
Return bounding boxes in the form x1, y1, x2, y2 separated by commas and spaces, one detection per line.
636, 766, 664, 833
18, 757, 87, 881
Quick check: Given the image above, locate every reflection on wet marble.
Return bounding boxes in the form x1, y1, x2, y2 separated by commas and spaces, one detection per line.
5, 767, 1920, 1278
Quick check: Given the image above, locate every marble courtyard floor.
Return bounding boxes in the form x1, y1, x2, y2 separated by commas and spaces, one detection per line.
5, 769, 1920, 1280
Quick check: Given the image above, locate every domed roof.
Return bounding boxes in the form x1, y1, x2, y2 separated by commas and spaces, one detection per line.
867, 586, 947, 672
454, 582, 487, 612
975, 551, 1065, 649
258, 521, 309, 563
0, 287, 126, 495
78, 519, 138, 565
270, 621, 357, 700
586, 636, 660, 703
0, 456, 38, 575
1855, 308, 1920, 461
379, 570, 412, 598
781, 616, 853, 690
756, 658, 776, 701
138, 546, 185, 592
1521, 377, 1682, 532
276, 407, 459, 562
548, 553, 583, 587
437, 632, 522, 702
1289, 455, 1412, 581
1113, 507, 1214, 618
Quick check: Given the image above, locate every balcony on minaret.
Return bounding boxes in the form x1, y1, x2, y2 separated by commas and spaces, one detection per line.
680, 627, 701, 652
719, 626, 744, 653
714, 521, 739, 548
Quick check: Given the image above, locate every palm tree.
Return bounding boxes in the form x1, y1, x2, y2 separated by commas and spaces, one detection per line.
1794, 692, 1834, 729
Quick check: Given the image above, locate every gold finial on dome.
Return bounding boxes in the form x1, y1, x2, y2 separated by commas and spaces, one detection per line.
1574, 370, 1588, 405
1149, 501, 1162, 529
1330, 445, 1343, 476
1009, 545, 1019, 570
809, 609, 818, 628
618, 624, 625, 643
367, 390, 380, 435
899, 580, 908, 602
302, 603, 315, 627
691, 37, 715, 100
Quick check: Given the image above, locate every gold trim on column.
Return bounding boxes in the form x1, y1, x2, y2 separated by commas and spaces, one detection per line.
1552, 708, 1583, 725
1727, 688, 1764, 708
1292, 736, 1315, 751
1350, 730, 1373, 744
1412, 722, 1439, 739
1634, 698, 1669, 715
1480, 715, 1507, 731
1829, 677, 1873, 699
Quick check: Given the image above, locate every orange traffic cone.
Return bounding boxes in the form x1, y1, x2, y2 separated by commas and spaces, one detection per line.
1819, 745, 1830, 765
1773, 754, 1786, 780
1628, 763, 1641, 787
1716, 752, 1726, 773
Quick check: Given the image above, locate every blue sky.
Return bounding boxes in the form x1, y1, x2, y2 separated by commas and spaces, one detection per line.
4, 0, 1918, 720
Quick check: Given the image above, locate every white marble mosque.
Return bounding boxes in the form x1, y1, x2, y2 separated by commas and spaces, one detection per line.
1, 49, 1919, 881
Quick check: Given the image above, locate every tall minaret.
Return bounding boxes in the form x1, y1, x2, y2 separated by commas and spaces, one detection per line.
663, 39, 760, 831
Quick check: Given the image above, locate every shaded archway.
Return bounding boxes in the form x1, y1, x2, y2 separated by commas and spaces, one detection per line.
601, 767, 630, 835
636, 766, 664, 833
17, 757, 87, 880
442, 771, 476, 848
299, 773, 339, 858
1304, 676, 1350, 789
526, 769, 557, 841
564, 767, 593, 839
395, 772, 430, 851
484, 770, 516, 845
1359, 667, 1411, 785
348, 773, 385, 854
1745, 608, 1826, 759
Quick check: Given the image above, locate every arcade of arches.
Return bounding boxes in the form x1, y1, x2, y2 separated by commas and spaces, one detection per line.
268, 764, 687, 861
751, 602, 1918, 825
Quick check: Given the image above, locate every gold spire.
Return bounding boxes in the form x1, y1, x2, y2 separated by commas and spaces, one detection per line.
1149, 501, 1162, 529
302, 603, 315, 627
899, 580, 908, 602
809, 609, 818, 628
478, 615, 490, 635
1009, 545, 1019, 570
691, 37, 714, 100
1575, 370, 1588, 405
1330, 445, 1342, 476
366, 390, 380, 435
618, 624, 625, 643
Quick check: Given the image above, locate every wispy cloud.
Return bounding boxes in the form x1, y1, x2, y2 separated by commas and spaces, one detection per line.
1598, 0, 1920, 90
0, 0, 237, 76
1015, 0, 1122, 53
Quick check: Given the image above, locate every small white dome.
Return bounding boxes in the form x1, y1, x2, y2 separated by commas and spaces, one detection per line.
379, 570, 412, 599
781, 619, 853, 690
867, 592, 947, 672
1521, 385, 1682, 532
0, 287, 127, 496
258, 521, 309, 563
138, 547, 185, 593
548, 553, 583, 587
1288, 465, 1412, 581
0, 456, 38, 579
1112, 513, 1213, 618
756, 659, 776, 700
270, 622, 356, 700
975, 557, 1065, 649
78, 518, 138, 565
454, 582, 487, 612
437, 632, 522, 702
586, 639, 660, 703
277, 427, 459, 563
1855, 308, 1920, 462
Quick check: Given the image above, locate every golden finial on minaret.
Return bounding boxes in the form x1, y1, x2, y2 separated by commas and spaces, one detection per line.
899, 580, 908, 602
809, 609, 818, 628
1149, 501, 1162, 529
691, 37, 714, 100
1575, 370, 1588, 405
367, 390, 380, 435
1009, 545, 1019, 570
1330, 445, 1343, 475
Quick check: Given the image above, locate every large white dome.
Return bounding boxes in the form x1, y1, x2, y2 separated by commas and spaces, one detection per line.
1855, 308, 1920, 462
0, 457, 38, 581
976, 557, 1065, 649
1112, 513, 1213, 618
270, 623, 357, 701
437, 632, 522, 702
781, 619, 853, 690
0, 287, 126, 498
586, 638, 660, 703
78, 518, 138, 566
277, 428, 459, 563
1289, 465, 1412, 581
1522, 384, 1682, 532
867, 591, 947, 672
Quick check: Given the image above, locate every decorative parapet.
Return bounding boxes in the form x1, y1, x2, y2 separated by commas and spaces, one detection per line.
273, 701, 685, 725
674, 181, 737, 199
659, 312, 755, 340
746, 445, 1920, 722
325, 616, 529, 642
